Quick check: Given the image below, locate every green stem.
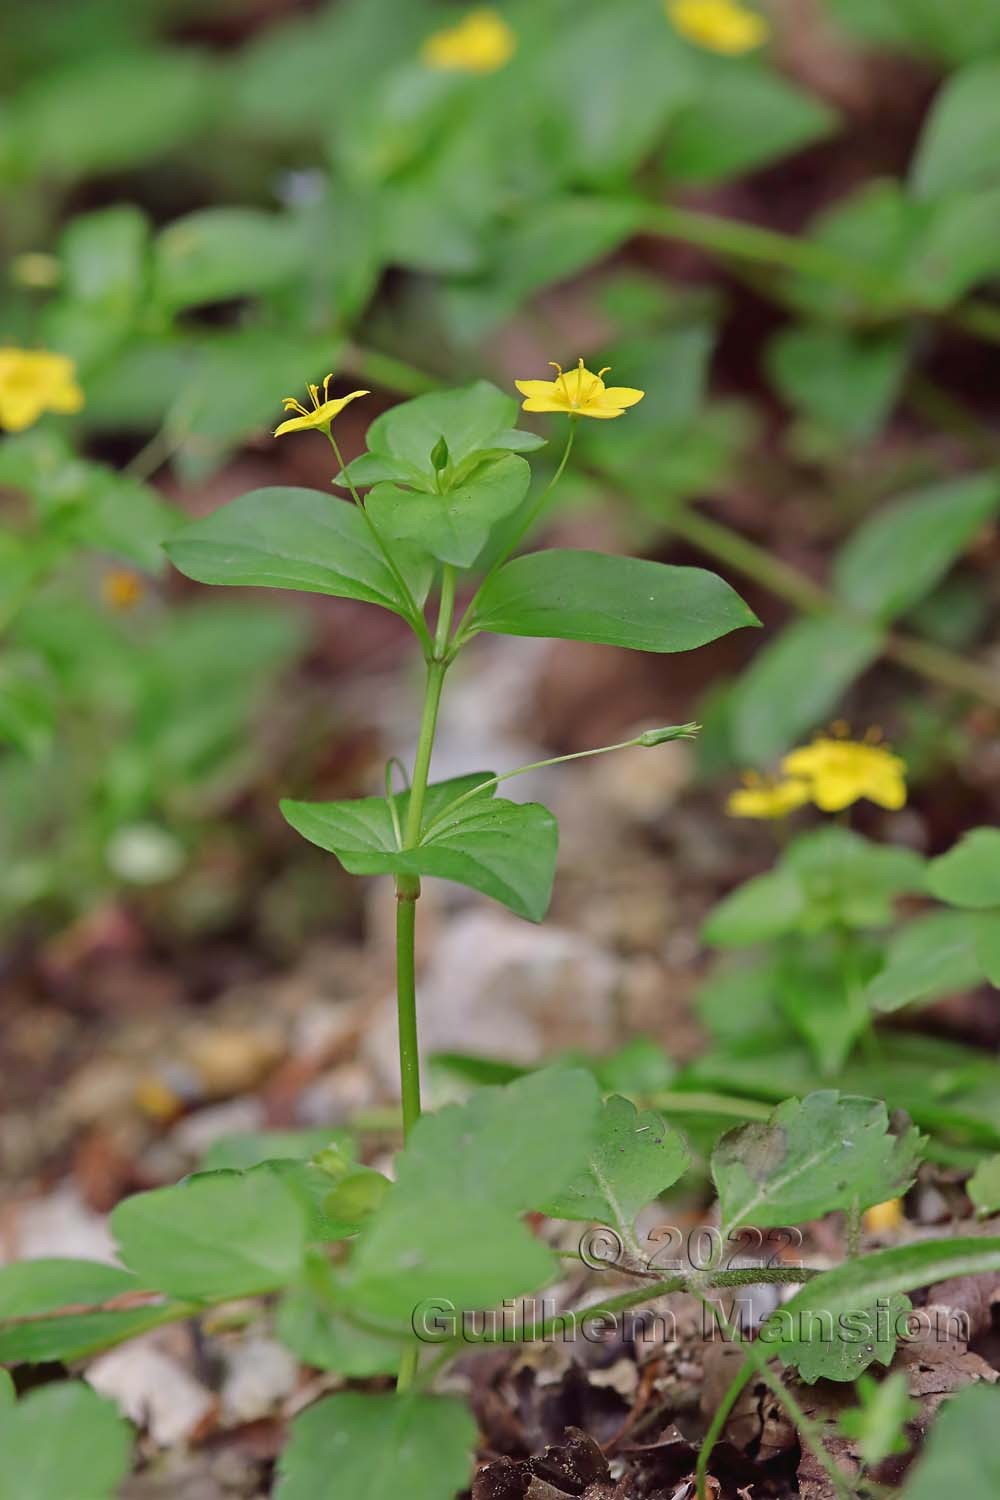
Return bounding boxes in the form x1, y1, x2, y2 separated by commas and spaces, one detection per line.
451, 420, 577, 650
418, 723, 698, 844
395, 896, 421, 1140
326, 430, 432, 655
668, 503, 1000, 707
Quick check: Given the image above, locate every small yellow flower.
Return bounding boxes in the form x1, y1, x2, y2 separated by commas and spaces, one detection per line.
0, 348, 83, 433
667, 0, 769, 54
102, 570, 145, 612
727, 772, 810, 820
515, 359, 645, 421
781, 731, 907, 813
274, 375, 368, 438
421, 8, 516, 74
864, 1198, 904, 1235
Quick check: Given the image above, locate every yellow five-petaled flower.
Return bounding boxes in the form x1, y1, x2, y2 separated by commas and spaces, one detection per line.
781, 733, 907, 813
727, 728, 908, 820
274, 375, 368, 438
0, 348, 84, 433
515, 359, 645, 420
421, 8, 517, 74
666, 0, 769, 54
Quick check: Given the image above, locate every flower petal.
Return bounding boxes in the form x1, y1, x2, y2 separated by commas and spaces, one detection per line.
514, 379, 560, 399
600, 386, 645, 409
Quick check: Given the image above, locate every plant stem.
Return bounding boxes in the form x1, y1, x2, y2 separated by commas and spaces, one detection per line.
326, 430, 433, 655
392, 573, 457, 1392
417, 724, 698, 843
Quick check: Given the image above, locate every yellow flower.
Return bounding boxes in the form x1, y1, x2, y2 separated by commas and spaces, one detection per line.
864, 1199, 904, 1235
421, 8, 516, 74
781, 733, 907, 813
102, 570, 145, 612
274, 375, 368, 438
727, 773, 810, 820
0, 348, 83, 433
515, 359, 645, 420
667, 0, 769, 54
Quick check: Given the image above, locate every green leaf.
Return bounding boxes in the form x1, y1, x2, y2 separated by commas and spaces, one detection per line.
766, 326, 908, 441
366, 453, 531, 568
0, 1381, 131, 1500
712, 1092, 923, 1231
839, 1371, 917, 1466
664, 64, 835, 186
275, 1391, 476, 1500
111, 1169, 308, 1299
282, 773, 558, 923
866, 910, 984, 1013
351, 381, 542, 491
974, 912, 1000, 986
472, 550, 758, 653
928, 828, 1000, 910
728, 615, 883, 765
276, 1268, 403, 1378
153, 208, 305, 311
968, 1154, 1000, 1217
0, 1302, 190, 1364
902, 1383, 1000, 1497
200, 1128, 352, 1173
0, 1372, 12, 1408
833, 473, 1000, 624
0, 655, 55, 759
774, 938, 877, 1078
348, 1070, 600, 1323
762, 1237, 1000, 1367
703, 868, 806, 948
783, 825, 927, 930
0, 1259, 137, 1319
59, 204, 149, 319
542, 1095, 689, 1233
911, 60, 1000, 197
165, 488, 431, 620
7, 50, 214, 180
772, 1291, 911, 1383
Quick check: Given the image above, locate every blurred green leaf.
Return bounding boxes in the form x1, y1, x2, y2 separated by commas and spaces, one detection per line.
928, 828, 1000, 909
276, 1392, 476, 1500
4, 49, 215, 180
867, 910, 984, 1013
703, 869, 807, 949
0, 1381, 131, 1500
153, 208, 306, 311
665, 63, 835, 186
728, 615, 883, 765
839, 1371, 917, 1465
968, 1153, 1000, 1217
111, 1169, 309, 1299
902, 1383, 1000, 1496
0, 1258, 138, 1319
912, 60, 1000, 196
766, 326, 908, 441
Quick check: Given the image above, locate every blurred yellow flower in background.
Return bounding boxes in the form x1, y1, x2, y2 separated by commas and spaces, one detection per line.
0, 348, 83, 432
102, 570, 145, 612
781, 732, 907, 812
422, 8, 517, 74
667, 0, 769, 54
727, 773, 810, 820
515, 360, 645, 420
274, 376, 368, 438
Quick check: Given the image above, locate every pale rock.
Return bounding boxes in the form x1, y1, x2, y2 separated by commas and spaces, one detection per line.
87, 1340, 215, 1447
363, 909, 620, 1090
170, 1097, 264, 1159
5, 1184, 117, 1265
219, 1335, 299, 1424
